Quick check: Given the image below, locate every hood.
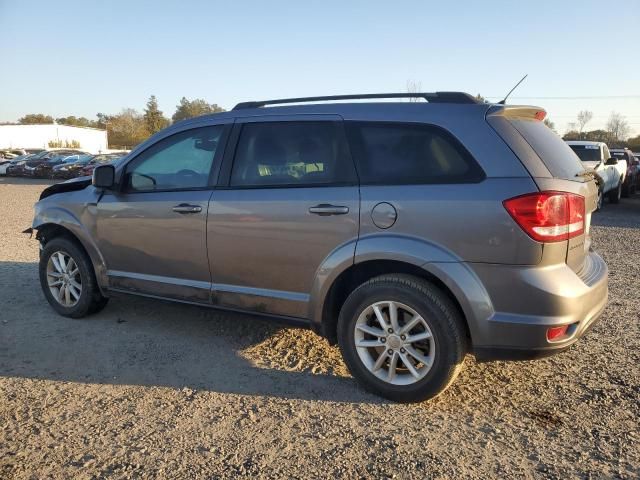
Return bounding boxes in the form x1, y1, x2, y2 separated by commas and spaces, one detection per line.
581, 161, 600, 171
39, 176, 92, 200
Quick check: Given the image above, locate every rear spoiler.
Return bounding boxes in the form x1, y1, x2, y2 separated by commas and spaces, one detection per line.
486, 105, 547, 121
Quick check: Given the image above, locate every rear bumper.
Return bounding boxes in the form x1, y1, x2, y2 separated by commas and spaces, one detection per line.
468, 251, 608, 361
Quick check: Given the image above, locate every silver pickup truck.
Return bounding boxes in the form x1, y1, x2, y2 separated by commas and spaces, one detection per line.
566, 141, 626, 209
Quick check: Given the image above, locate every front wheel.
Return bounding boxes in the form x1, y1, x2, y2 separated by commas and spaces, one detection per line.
608, 181, 622, 204
39, 236, 108, 318
337, 275, 467, 403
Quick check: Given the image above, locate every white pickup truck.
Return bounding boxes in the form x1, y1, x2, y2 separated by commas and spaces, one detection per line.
566, 141, 626, 209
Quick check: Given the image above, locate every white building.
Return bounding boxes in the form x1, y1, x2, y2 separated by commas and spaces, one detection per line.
0, 124, 108, 154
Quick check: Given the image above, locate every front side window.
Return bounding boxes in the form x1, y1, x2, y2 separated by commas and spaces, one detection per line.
125, 126, 224, 192
230, 121, 356, 187
346, 122, 485, 185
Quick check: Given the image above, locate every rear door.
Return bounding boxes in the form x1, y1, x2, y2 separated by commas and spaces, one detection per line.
207, 116, 359, 318
488, 109, 598, 272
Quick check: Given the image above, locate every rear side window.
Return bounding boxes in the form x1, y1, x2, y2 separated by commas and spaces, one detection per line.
508, 118, 584, 179
345, 122, 484, 185
230, 121, 356, 187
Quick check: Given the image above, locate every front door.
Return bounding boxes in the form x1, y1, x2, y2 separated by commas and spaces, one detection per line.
97, 124, 229, 302
207, 118, 359, 318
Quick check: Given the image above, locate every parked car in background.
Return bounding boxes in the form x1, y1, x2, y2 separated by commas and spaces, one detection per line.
78, 153, 126, 177
0, 154, 36, 175
609, 148, 638, 196
566, 141, 625, 208
31, 92, 607, 402
24, 149, 88, 177
51, 154, 95, 179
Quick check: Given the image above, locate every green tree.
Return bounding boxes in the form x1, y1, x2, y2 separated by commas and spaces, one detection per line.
172, 97, 225, 122
627, 135, 640, 151
18, 113, 54, 124
106, 109, 150, 149
55, 116, 99, 128
143, 95, 170, 134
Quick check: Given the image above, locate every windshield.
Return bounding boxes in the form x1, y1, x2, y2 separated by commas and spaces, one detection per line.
569, 145, 601, 162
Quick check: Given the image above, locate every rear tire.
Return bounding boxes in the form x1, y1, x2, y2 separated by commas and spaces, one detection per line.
39, 236, 108, 318
609, 181, 622, 204
337, 274, 467, 403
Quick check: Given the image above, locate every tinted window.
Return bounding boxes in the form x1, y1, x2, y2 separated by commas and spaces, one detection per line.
508, 118, 584, 179
230, 121, 355, 187
346, 122, 484, 184
568, 145, 602, 162
125, 126, 223, 192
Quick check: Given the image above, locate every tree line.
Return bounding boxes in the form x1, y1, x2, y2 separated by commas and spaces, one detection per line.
13, 96, 225, 148
562, 110, 639, 150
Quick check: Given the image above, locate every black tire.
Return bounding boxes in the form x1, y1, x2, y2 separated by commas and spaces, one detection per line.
39, 236, 108, 318
596, 188, 604, 211
337, 274, 467, 403
608, 181, 622, 204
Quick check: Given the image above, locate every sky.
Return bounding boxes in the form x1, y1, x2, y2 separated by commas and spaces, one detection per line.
1, 0, 639, 136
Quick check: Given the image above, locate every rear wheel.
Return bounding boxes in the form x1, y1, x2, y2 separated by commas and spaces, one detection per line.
609, 180, 622, 204
39, 236, 108, 318
596, 188, 604, 210
337, 274, 467, 403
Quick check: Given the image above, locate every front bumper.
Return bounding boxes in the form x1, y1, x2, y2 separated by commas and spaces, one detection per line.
469, 251, 608, 361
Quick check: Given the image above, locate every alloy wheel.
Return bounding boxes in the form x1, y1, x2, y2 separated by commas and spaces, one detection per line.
354, 301, 435, 386
46, 250, 82, 307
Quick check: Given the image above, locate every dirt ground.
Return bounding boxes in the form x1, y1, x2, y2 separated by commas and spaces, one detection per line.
1, 177, 638, 479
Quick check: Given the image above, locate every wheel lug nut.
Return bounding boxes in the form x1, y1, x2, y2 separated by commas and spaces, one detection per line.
380, 337, 386, 343
387, 349, 393, 355
400, 348, 406, 353
400, 335, 406, 340
387, 328, 393, 333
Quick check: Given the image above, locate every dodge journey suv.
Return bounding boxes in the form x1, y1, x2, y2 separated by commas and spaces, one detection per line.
31, 92, 608, 402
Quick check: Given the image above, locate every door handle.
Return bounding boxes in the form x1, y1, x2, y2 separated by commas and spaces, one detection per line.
308, 204, 349, 216
172, 204, 202, 214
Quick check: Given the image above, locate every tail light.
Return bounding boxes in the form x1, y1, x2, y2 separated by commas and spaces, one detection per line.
503, 192, 585, 242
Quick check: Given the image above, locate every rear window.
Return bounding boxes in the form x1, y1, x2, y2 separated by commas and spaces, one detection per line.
569, 145, 602, 162
345, 122, 484, 185
508, 118, 584, 179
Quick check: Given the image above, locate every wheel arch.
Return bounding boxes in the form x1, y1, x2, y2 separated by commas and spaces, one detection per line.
312, 256, 493, 347
33, 217, 108, 293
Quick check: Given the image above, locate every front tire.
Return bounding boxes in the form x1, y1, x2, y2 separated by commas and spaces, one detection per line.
337, 275, 467, 403
39, 236, 108, 318
609, 180, 622, 204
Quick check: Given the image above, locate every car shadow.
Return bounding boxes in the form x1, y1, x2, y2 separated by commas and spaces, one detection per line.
0, 261, 385, 404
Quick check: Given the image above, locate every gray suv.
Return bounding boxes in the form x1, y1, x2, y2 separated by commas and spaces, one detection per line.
31, 92, 608, 402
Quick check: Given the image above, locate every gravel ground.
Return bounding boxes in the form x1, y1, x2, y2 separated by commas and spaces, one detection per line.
1, 177, 638, 479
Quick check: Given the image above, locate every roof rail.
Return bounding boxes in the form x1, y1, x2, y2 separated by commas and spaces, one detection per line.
232, 92, 478, 110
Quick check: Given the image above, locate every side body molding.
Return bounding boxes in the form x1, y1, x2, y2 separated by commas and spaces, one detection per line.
307, 234, 495, 342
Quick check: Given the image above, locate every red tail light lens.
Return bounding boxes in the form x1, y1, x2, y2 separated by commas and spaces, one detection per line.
546, 325, 569, 342
503, 192, 585, 242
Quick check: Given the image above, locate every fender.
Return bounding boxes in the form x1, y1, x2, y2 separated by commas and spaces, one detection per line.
32, 203, 109, 294
307, 233, 494, 341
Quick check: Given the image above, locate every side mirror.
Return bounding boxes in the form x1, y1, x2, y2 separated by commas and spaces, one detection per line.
605, 157, 618, 166
92, 164, 115, 189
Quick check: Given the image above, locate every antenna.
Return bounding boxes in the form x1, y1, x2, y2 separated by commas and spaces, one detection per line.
498, 74, 528, 105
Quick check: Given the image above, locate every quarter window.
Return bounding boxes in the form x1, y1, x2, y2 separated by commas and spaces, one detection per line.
346, 122, 484, 185
125, 126, 224, 192
230, 121, 356, 187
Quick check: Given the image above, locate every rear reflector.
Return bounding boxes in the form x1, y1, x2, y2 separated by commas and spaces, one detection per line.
503, 192, 585, 242
547, 325, 569, 342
